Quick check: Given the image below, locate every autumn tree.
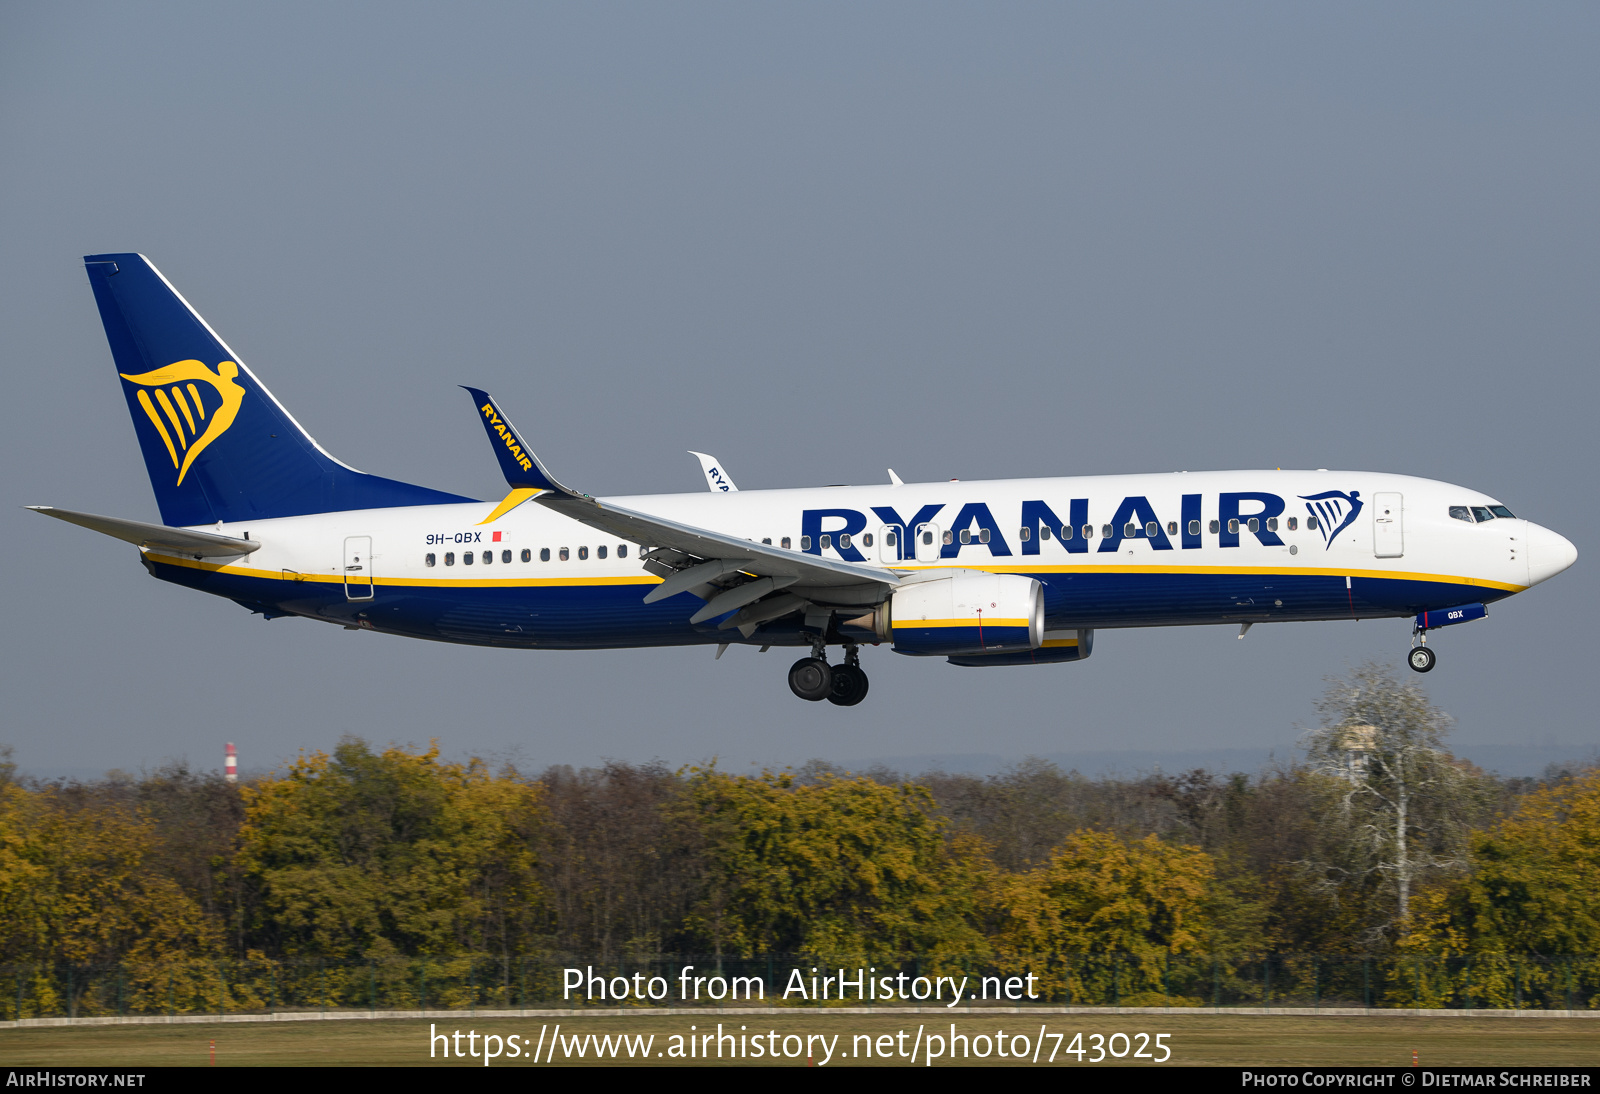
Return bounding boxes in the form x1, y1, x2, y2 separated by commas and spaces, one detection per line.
679, 768, 992, 963
1298, 664, 1491, 944
235, 738, 543, 960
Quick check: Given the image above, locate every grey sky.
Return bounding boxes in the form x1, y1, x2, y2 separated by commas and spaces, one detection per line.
3, 2, 1596, 780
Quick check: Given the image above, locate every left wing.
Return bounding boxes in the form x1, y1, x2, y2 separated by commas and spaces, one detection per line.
688, 451, 738, 493
463, 388, 897, 634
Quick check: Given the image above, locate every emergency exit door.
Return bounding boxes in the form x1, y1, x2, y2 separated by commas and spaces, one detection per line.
344, 536, 374, 600
1373, 493, 1403, 558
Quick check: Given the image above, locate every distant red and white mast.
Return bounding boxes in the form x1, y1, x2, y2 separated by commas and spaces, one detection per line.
225, 742, 238, 783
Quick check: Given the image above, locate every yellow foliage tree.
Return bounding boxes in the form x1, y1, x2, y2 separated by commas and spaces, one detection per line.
997, 831, 1216, 1004
236, 738, 543, 963
681, 769, 993, 965
0, 782, 216, 968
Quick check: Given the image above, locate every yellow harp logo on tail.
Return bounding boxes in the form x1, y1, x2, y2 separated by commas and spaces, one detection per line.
120, 360, 247, 485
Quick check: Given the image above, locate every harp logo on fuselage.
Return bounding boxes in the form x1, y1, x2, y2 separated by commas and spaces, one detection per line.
119, 360, 247, 486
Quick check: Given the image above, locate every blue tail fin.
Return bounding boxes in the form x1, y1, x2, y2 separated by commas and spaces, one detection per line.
85, 254, 472, 526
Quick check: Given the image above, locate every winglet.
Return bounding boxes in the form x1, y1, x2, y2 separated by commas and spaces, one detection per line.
461, 387, 568, 493
688, 451, 738, 493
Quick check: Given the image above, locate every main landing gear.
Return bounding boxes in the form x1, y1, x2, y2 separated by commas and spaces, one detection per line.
788, 640, 870, 706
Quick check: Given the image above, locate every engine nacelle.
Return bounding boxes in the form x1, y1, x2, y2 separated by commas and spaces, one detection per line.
853, 571, 1045, 656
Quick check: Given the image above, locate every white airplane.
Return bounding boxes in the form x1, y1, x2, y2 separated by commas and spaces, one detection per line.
33, 254, 1578, 707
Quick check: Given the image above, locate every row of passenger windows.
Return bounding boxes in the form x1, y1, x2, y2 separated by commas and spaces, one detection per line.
425, 544, 631, 567
421, 513, 1331, 568
795, 515, 1315, 551
1450, 505, 1515, 523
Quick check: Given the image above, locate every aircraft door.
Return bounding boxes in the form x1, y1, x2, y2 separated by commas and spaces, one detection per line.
344, 536, 374, 600
878, 524, 904, 564
1373, 493, 1403, 558
914, 522, 943, 563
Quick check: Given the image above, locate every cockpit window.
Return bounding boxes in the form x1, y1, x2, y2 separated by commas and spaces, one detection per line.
1490, 505, 1515, 519
1471, 507, 1495, 523
1449, 506, 1474, 523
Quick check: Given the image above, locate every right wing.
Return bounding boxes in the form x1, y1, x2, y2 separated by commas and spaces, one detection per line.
463, 388, 896, 635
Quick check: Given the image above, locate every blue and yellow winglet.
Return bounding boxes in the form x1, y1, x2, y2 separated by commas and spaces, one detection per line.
462, 387, 570, 523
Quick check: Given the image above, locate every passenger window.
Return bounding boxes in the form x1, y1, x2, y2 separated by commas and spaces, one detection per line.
1083, 525, 1094, 539
1287, 516, 1298, 531
782, 537, 792, 549
482, 551, 492, 564
578, 546, 589, 560
521, 549, 532, 562
762, 538, 772, 545
425, 553, 436, 567
959, 529, 971, 544
1247, 518, 1258, 533
838, 534, 851, 550
979, 528, 991, 544
1472, 507, 1495, 523
1306, 516, 1319, 531
1449, 506, 1473, 522
800, 536, 812, 550
1209, 520, 1220, 534
1040, 526, 1051, 541
1490, 506, 1515, 519
1101, 524, 1113, 538
863, 533, 873, 548
618, 544, 628, 557
820, 535, 832, 550
559, 548, 570, 561
1166, 521, 1178, 535
541, 548, 551, 562
1189, 520, 1201, 536
1228, 519, 1239, 534
463, 551, 474, 565
502, 549, 512, 564
597, 545, 607, 559
1019, 527, 1031, 542
942, 530, 953, 544
1124, 523, 1136, 538
1266, 517, 1278, 532
1145, 521, 1158, 537
445, 552, 455, 566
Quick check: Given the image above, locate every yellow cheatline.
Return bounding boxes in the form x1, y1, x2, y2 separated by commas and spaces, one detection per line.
477, 487, 543, 525
146, 552, 659, 589
892, 618, 1031, 630
891, 562, 1524, 593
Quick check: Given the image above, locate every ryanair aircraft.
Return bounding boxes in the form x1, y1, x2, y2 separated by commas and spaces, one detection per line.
34, 254, 1578, 707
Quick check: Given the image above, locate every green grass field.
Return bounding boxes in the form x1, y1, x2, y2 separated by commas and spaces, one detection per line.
1, 1012, 1597, 1067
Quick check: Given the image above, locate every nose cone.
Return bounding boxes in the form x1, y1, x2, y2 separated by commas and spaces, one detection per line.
1525, 522, 1578, 586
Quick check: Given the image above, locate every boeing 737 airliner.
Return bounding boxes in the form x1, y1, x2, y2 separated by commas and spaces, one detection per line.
33, 254, 1578, 706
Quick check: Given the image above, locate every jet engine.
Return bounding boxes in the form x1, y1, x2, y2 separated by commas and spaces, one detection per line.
848, 571, 1045, 656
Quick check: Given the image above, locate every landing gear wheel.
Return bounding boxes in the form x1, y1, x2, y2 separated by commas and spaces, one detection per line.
1408, 646, 1436, 673
826, 664, 870, 707
788, 657, 833, 701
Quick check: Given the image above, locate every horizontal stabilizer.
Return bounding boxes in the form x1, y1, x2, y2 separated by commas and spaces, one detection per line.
28, 506, 260, 558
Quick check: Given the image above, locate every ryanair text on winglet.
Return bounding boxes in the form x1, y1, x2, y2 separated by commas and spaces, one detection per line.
479, 402, 535, 473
